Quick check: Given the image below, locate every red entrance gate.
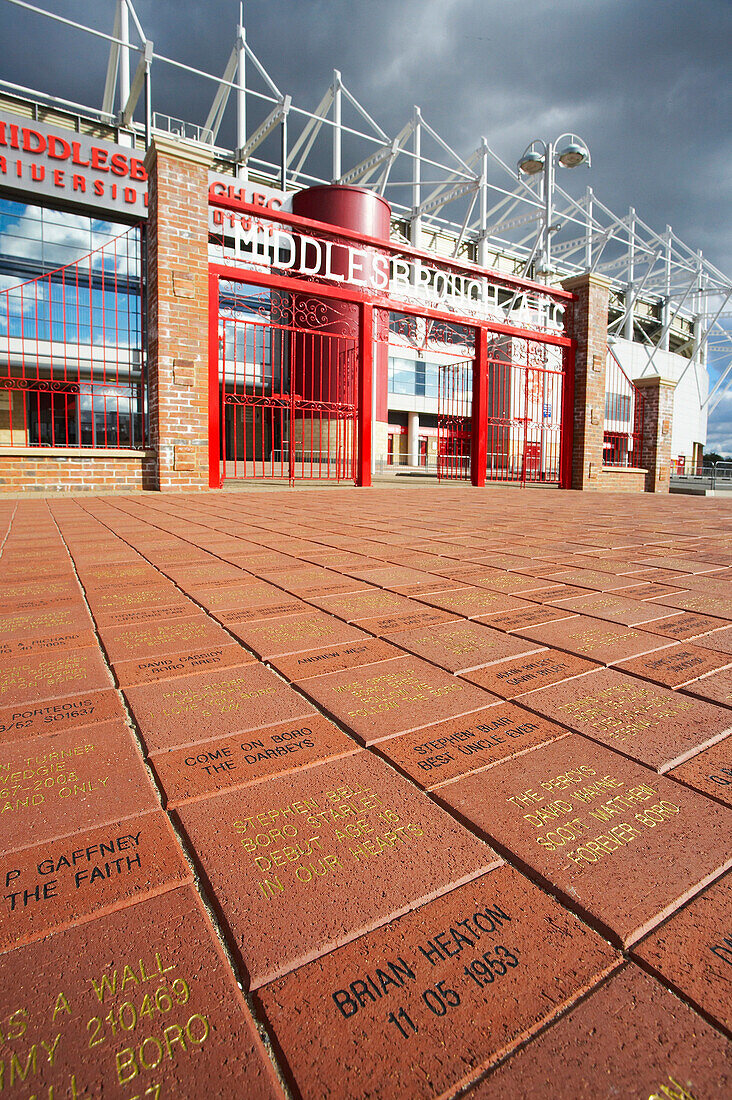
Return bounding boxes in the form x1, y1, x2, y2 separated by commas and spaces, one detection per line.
485, 336, 565, 484
437, 360, 472, 480
217, 283, 358, 484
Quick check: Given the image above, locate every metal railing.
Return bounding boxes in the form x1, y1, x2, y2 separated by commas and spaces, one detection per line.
604, 347, 644, 468
671, 461, 732, 490
0, 225, 146, 450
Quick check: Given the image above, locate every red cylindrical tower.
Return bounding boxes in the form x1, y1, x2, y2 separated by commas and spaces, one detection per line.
292, 184, 391, 240
290, 186, 391, 442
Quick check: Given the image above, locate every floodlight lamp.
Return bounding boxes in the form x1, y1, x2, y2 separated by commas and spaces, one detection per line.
557, 141, 589, 168
518, 150, 545, 175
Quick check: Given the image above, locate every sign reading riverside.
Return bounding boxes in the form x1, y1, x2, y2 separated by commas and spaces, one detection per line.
0, 111, 148, 218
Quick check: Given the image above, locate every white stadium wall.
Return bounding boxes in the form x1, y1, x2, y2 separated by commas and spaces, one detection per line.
609, 338, 708, 463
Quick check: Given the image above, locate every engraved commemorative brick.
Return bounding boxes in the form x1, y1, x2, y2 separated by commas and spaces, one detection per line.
471, 964, 730, 1098
225, 610, 370, 659
645, 612, 732, 641
0, 605, 94, 642
176, 752, 499, 987
683, 667, 732, 709
269, 638, 403, 683
125, 663, 316, 754
666, 741, 732, 808
513, 615, 675, 665
519, 667, 732, 772
0, 629, 98, 660
256, 865, 619, 1100
616, 644, 732, 689
98, 614, 235, 664
0, 887, 283, 1098
0, 649, 113, 709
384, 619, 545, 674
632, 875, 732, 1035
114, 644, 253, 686
413, 588, 531, 619
462, 649, 599, 699
0, 720, 158, 854
0, 811, 191, 952
152, 714, 358, 807
0, 690, 125, 745
377, 704, 569, 790
299, 655, 495, 744
547, 591, 677, 627
436, 736, 732, 947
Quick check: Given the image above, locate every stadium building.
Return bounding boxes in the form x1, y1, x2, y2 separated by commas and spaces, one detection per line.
0, 1, 729, 494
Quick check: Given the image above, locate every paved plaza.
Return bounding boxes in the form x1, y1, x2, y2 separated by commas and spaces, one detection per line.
0, 484, 730, 1098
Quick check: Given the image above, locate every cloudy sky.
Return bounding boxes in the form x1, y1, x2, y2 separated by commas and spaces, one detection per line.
1, 0, 731, 449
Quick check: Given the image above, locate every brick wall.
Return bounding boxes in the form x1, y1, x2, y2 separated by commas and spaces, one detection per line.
561, 273, 612, 490
144, 135, 213, 491
598, 466, 647, 493
636, 376, 675, 493
0, 452, 156, 493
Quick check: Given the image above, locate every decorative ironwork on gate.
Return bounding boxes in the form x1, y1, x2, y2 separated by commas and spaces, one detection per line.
437, 360, 472, 480
218, 281, 358, 483
604, 346, 644, 468
0, 226, 146, 449
485, 336, 564, 484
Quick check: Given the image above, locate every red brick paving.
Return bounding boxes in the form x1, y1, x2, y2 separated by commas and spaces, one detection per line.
461, 647, 599, 699
518, 666, 732, 772
256, 865, 620, 1099
0, 887, 283, 1098
176, 752, 499, 987
666, 740, 732, 807
435, 735, 731, 947
298, 654, 495, 744
0, 719, 158, 851
468, 965, 730, 1097
631, 875, 732, 1035
0, 486, 730, 1096
376, 703, 569, 789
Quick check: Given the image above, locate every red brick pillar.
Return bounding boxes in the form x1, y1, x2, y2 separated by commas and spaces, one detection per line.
144, 136, 213, 491
635, 376, 675, 492
561, 273, 611, 490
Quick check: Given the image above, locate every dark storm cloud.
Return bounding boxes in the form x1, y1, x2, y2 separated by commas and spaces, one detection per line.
1, 0, 730, 436
1, 0, 728, 263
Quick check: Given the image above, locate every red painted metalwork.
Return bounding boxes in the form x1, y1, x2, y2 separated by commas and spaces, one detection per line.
604, 346, 644, 468
208, 191, 576, 490
471, 327, 488, 487
0, 225, 145, 449
357, 301, 374, 487
217, 280, 358, 485
208, 271, 222, 488
484, 336, 565, 485
210, 191, 575, 311
438, 360, 473, 481
559, 337, 575, 489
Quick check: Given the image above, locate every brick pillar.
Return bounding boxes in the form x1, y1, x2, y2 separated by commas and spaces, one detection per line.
144, 136, 213, 491
561, 273, 611, 490
635, 376, 675, 492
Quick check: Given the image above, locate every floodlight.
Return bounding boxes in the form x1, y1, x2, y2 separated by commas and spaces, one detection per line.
518, 150, 545, 175
557, 141, 588, 168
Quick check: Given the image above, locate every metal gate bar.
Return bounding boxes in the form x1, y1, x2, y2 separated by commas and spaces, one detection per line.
219, 300, 358, 484
437, 359, 473, 481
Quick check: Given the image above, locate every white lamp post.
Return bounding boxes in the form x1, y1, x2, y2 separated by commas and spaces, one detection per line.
517, 134, 591, 275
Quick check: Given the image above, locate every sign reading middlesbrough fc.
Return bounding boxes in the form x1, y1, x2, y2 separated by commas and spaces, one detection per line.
0, 110, 148, 218
209, 190, 522, 324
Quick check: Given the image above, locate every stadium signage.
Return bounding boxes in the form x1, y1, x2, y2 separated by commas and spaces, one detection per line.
0, 111, 148, 218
